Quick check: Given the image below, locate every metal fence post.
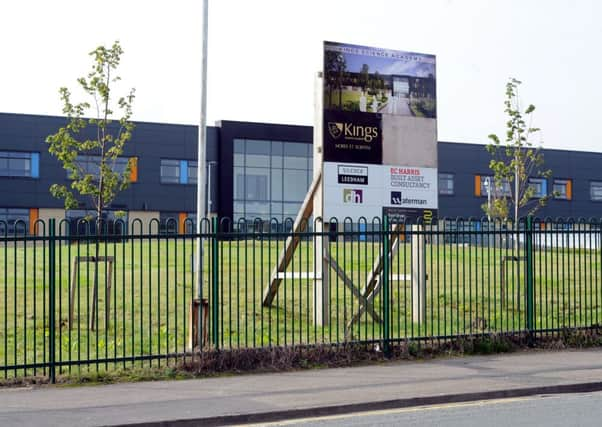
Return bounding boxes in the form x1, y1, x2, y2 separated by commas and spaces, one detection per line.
382, 215, 391, 357
48, 218, 56, 383
525, 216, 534, 339
211, 217, 219, 350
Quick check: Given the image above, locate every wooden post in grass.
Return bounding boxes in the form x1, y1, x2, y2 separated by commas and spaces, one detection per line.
412, 225, 426, 324
188, 298, 209, 350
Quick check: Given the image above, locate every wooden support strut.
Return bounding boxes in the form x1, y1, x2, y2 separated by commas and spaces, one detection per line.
346, 223, 403, 331
262, 165, 380, 323
324, 253, 381, 323
262, 172, 321, 306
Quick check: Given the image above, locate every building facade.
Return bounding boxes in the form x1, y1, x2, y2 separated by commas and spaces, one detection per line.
1, 112, 601, 234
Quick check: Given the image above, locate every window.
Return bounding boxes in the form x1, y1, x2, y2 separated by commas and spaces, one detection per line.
160, 159, 180, 184
528, 177, 547, 198
161, 159, 200, 185
66, 209, 127, 235
591, 181, 602, 201
244, 172, 269, 200
159, 212, 197, 234
283, 169, 309, 200
184, 212, 196, 234
159, 212, 180, 233
479, 175, 511, 197
438, 173, 454, 195
553, 179, 571, 200
0, 208, 29, 234
0, 151, 38, 178
233, 139, 312, 223
69, 156, 131, 180
188, 161, 198, 185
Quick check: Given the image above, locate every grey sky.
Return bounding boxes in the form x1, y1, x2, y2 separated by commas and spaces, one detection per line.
2, 0, 601, 152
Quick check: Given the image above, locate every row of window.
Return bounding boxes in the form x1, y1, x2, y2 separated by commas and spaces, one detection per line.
69, 157, 202, 185
474, 175, 552, 199
4, 149, 602, 201
0, 151, 203, 186
438, 173, 602, 201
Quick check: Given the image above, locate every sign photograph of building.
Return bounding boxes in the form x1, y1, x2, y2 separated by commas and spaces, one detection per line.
322, 41, 439, 222
323, 41, 436, 118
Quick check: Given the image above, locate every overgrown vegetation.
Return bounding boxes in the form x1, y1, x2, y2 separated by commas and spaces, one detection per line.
4, 327, 602, 387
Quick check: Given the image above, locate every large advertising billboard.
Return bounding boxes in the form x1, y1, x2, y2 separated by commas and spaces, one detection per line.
322, 41, 438, 222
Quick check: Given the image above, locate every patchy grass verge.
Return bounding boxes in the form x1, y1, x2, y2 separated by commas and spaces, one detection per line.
3, 327, 602, 388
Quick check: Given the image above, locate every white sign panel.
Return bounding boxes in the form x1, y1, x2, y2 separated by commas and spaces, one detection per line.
323, 162, 438, 220
386, 166, 438, 207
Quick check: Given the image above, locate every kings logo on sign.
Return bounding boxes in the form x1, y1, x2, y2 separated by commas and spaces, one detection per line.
323, 110, 382, 164
328, 122, 343, 140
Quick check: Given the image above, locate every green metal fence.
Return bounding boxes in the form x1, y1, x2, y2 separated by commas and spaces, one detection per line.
1, 216, 601, 381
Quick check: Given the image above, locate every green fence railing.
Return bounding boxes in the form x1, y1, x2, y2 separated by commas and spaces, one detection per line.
1, 216, 601, 381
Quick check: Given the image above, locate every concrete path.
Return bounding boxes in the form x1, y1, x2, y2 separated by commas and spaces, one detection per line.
379, 96, 411, 115
2, 349, 602, 426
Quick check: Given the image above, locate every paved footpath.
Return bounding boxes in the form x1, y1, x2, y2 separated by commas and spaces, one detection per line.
2, 349, 602, 426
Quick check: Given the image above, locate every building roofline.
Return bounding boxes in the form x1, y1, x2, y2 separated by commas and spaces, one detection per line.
0, 111, 203, 129
2, 112, 600, 156
438, 140, 602, 156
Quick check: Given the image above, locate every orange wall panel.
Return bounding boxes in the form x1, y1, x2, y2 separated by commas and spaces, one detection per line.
178, 212, 187, 234
129, 157, 138, 183
29, 208, 39, 236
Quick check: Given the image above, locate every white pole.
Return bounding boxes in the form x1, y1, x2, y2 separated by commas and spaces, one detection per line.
196, 0, 209, 307
486, 177, 491, 222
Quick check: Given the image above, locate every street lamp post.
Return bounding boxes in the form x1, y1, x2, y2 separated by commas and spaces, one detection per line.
195, 0, 209, 347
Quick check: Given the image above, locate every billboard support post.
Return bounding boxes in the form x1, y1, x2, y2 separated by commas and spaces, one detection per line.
313, 218, 330, 326
312, 72, 329, 326
411, 224, 426, 324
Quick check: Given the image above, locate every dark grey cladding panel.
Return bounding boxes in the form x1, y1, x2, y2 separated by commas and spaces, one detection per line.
438, 141, 602, 219
0, 113, 215, 213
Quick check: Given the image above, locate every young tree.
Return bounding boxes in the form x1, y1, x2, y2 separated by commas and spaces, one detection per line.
484, 78, 551, 223
359, 63, 369, 92
46, 41, 136, 227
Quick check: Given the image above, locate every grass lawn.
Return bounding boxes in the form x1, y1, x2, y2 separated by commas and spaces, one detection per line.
324, 89, 385, 112
1, 234, 601, 377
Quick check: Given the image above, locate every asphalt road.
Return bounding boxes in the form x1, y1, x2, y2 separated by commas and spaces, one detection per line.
256, 392, 602, 426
